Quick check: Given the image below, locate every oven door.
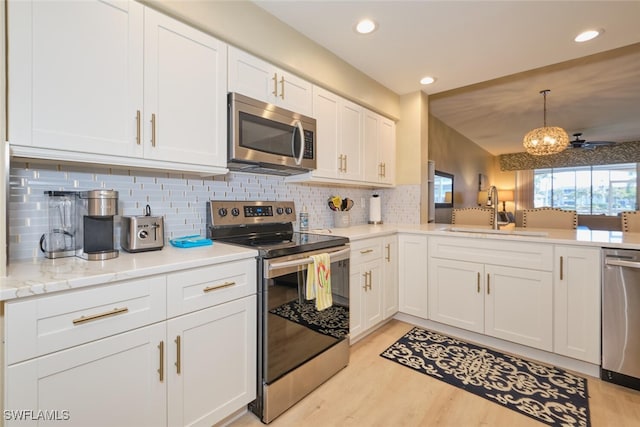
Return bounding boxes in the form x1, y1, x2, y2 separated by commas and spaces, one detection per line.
261, 245, 350, 385
228, 93, 316, 171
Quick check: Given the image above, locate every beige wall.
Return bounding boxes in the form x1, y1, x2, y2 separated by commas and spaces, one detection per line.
144, 0, 400, 119
429, 115, 495, 222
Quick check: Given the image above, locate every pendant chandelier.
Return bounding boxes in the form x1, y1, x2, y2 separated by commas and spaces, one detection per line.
523, 89, 569, 156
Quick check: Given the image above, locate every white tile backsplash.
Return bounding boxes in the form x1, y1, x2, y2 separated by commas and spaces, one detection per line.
8, 161, 421, 261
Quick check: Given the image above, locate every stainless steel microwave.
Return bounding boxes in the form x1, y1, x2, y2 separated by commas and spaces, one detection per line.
227, 92, 316, 175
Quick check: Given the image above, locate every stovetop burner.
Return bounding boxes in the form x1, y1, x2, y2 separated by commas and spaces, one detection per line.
206, 200, 349, 258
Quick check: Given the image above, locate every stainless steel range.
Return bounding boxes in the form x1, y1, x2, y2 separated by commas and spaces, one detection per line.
207, 200, 350, 423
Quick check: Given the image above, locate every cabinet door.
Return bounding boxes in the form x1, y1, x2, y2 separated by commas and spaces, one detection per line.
379, 117, 396, 185
428, 258, 484, 333
312, 86, 340, 178
6, 323, 166, 427
167, 295, 257, 427
8, 0, 143, 157
143, 8, 227, 167
554, 246, 601, 363
485, 265, 553, 351
363, 260, 383, 329
339, 99, 364, 181
382, 235, 399, 319
228, 47, 275, 104
278, 72, 313, 117
363, 110, 380, 183
398, 234, 429, 318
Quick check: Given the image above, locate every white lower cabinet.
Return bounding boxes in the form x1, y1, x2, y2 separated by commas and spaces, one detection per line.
398, 234, 429, 318
382, 235, 399, 319
6, 323, 167, 427
553, 245, 601, 364
4, 258, 257, 427
167, 296, 256, 427
349, 238, 384, 341
427, 236, 554, 351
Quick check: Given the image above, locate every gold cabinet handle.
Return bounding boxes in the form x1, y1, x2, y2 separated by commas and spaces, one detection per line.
362, 272, 368, 291
367, 271, 372, 290
560, 256, 564, 280
477, 272, 480, 293
158, 341, 165, 382
72, 307, 129, 325
338, 154, 345, 172
360, 249, 374, 254
135, 110, 141, 145
151, 113, 157, 147
203, 281, 236, 293
487, 273, 491, 295
385, 244, 391, 262
175, 336, 181, 375
279, 76, 285, 99
382, 162, 386, 177
344, 155, 348, 172
272, 73, 278, 97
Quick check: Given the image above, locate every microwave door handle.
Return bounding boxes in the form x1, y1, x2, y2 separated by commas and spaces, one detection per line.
292, 120, 305, 165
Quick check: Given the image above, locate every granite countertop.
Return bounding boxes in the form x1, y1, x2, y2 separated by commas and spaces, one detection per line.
0, 243, 258, 302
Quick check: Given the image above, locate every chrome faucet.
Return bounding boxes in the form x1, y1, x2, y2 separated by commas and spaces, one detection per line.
487, 185, 499, 229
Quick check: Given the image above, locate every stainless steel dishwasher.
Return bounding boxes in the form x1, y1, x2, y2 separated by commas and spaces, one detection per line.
602, 248, 640, 390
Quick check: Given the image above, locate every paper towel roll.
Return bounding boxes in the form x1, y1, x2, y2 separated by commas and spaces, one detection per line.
369, 194, 382, 224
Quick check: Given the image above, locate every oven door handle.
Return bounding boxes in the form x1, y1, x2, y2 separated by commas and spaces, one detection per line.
268, 247, 350, 271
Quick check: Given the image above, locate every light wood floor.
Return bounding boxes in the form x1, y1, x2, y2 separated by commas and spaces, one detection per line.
231, 319, 640, 427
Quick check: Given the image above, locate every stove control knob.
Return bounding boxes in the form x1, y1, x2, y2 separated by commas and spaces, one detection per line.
231, 208, 240, 217
285, 207, 293, 215
276, 207, 284, 215
217, 208, 228, 217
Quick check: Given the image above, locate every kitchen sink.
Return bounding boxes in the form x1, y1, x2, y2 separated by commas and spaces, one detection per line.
443, 227, 548, 237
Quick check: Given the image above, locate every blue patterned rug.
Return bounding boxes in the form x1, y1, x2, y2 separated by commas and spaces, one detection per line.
381, 327, 590, 427
269, 301, 349, 339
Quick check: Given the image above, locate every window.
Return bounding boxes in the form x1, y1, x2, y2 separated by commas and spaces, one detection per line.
534, 163, 637, 215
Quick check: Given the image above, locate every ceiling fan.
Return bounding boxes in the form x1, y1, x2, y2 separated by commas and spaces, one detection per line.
570, 132, 616, 149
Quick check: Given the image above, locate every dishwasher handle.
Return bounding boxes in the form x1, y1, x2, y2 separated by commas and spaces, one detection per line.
605, 258, 640, 269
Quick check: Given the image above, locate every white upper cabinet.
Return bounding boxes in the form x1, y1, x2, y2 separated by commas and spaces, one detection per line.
294, 85, 363, 182
143, 8, 227, 168
8, 0, 228, 175
228, 47, 313, 117
8, 0, 144, 157
363, 109, 396, 186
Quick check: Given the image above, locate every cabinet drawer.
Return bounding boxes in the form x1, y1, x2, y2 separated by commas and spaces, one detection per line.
429, 236, 553, 271
166, 258, 256, 317
6, 276, 167, 365
350, 238, 383, 264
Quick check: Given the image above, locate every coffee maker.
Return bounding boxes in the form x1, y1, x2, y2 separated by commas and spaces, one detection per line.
76, 190, 119, 260
40, 191, 79, 259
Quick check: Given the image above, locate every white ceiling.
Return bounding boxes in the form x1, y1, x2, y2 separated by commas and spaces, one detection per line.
254, 1, 640, 155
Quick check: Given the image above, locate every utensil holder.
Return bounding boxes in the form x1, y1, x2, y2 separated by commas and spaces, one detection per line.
333, 211, 351, 228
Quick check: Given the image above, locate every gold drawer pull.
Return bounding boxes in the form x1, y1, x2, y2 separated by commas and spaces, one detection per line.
360, 249, 374, 254
72, 307, 129, 325
158, 341, 165, 382
203, 281, 236, 293
175, 335, 181, 375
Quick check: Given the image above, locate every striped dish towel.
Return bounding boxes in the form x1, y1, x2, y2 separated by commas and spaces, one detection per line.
305, 253, 332, 311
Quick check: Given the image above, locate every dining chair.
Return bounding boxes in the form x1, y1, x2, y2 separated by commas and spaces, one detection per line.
451, 207, 495, 227
522, 207, 577, 229
621, 211, 640, 232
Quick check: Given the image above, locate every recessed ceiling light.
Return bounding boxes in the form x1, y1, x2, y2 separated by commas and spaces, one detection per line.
574, 29, 602, 43
355, 19, 377, 34
420, 76, 436, 85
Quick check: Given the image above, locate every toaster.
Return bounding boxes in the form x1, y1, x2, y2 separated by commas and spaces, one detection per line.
121, 215, 164, 252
